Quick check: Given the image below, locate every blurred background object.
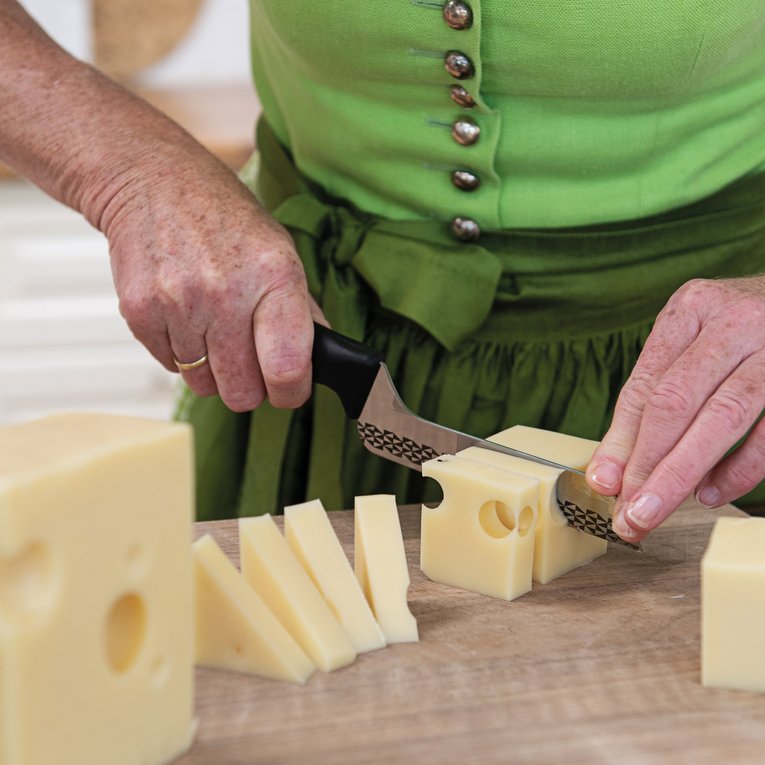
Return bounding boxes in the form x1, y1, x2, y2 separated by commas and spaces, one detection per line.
93, 0, 206, 81
0, 0, 259, 426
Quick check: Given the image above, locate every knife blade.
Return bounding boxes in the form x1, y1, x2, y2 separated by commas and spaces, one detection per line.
312, 323, 638, 550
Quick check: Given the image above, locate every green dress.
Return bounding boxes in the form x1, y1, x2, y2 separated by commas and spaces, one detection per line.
178, 2, 765, 520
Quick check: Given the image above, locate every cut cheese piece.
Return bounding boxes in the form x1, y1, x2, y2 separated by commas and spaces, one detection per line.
284, 499, 386, 654
0, 413, 195, 765
354, 495, 418, 643
421, 457, 538, 600
702, 517, 765, 692
472, 425, 607, 584
193, 534, 315, 684
239, 515, 356, 672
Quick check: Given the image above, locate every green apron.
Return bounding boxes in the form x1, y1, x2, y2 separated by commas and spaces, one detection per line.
177, 120, 765, 520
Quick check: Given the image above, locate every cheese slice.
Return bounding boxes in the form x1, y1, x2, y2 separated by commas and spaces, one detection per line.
474, 425, 606, 584
284, 499, 386, 654
354, 495, 418, 643
239, 515, 357, 672
0, 413, 195, 765
421, 456, 538, 600
193, 534, 315, 684
702, 517, 765, 692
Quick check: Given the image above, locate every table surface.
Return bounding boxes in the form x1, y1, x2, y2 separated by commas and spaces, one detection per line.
178, 502, 765, 765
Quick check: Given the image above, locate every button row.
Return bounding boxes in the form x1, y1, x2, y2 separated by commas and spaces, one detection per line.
441, 1, 480, 240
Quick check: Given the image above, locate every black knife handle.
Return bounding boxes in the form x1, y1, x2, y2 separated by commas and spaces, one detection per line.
311, 323, 383, 419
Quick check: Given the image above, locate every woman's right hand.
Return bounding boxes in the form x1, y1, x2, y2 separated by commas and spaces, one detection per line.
102, 143, 324, 412
0, 0, 325, 413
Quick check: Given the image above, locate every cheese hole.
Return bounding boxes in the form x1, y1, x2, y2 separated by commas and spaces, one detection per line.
517, 506, 534, 537
105, 593, 147, 674
150, 656, 170, 688
125, 543, 147, 577
479, 501, 516, 538
0, 541, 56, 617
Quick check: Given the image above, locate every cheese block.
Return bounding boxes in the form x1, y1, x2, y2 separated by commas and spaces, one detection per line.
421, 457, 538, 600
284, 499, 386, 654
354, 495, 418, 643
239, 515, 357, 672
702, 517, 765, 693
0, 413, 195, 765
193, 534, 315, 683
476, 425, 607, 584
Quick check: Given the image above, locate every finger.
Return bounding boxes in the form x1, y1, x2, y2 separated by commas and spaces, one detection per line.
587, 295, 702, 495
166, 319, 218, 397
616, 326, 747, 505
696, 411, 765, 509
253, 284, 314, 409
614, 352, 765, 538
204, 315, 266, 412
309, 296, 330, 327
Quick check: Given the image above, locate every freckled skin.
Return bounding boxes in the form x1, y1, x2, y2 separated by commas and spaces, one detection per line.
588, 276, 765, 541
0, 0, 325, 413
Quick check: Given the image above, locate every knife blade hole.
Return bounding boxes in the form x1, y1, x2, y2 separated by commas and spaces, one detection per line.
479, 500, 515, 538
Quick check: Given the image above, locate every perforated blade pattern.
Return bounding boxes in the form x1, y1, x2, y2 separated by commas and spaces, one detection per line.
356, 365, 640, 550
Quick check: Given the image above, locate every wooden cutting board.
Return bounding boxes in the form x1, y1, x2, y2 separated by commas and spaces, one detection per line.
179, 501, 765, 765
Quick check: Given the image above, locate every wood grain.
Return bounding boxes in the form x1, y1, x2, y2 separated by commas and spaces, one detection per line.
179, 502, 765, 765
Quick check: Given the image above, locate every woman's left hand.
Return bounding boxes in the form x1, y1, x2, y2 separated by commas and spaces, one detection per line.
585, 275, 765, 542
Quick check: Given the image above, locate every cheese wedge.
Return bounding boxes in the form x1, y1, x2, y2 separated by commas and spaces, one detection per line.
475, 425, 606, 584
239, 515, 356, 672
354, 495, 418, 643
193, 534, 315, 684
702, 516, 765, 693
284, 499, 386, 654
0, 413, 194, 765
421, 456, 538, 600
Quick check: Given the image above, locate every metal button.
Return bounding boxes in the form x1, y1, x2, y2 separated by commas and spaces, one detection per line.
450, 85, 476, 108
444, 50, 474, 80
443, 0, 473, 30
451, 116, 480, 146
451, 170, 480, 191
451, 217, 481, 241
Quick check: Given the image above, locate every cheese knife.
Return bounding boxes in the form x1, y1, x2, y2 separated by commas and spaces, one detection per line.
311, 323, 638, 550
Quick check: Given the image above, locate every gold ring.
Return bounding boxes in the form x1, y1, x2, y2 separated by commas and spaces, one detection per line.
173, 353, 209, 372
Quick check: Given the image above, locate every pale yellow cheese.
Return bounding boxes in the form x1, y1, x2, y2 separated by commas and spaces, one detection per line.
193, 534, 315, 684
0, 413, 195, 765
239, 515, 357, 672
284, 499, 386, 654
354, 494, 418, 643
476, 425, 607, 584
702, 517, 765, 692
421, 456, 538, 600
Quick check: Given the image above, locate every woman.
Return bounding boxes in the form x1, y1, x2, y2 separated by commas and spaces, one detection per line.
2, 0, 764, 544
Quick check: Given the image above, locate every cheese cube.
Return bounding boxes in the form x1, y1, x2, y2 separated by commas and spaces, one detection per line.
354, 494, 418, 643
239, 515, 357, 672
284, 499, 386, 654
478, 425, 607, 584
0, 413, 195, 765
702, 517, 765, 692
193, 534, 314, 683
421, 456, 538, 600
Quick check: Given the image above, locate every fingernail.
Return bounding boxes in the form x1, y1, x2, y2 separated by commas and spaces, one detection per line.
612, 510, 640, 540
697, 485, 722, 508
591, 461, 621, 490
625, 493, 662, 530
